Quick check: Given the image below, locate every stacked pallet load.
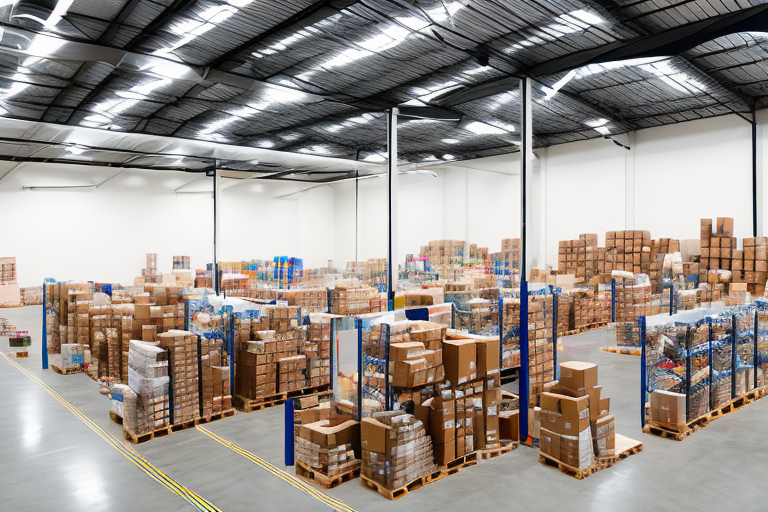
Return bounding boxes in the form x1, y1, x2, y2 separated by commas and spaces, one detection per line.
244, 289, 328, 313
0, 256, 20, 305
330, 280, 385, 315
158, 331, 200, 424
235, 306, 331, 410
573, 291, 611, 329
538, 361, 640, 478
360, 411, 438, 497
200, 337, 233, 418
605, 231, 652, 274
296, 415, 361, 487
488, 238, 520, 271
557, 234, 597, 280
124, 340, 170, 437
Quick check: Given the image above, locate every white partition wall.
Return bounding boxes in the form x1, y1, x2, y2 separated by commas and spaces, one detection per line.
0, 163, 213, 287
633, 115, 753, 243
543, 137, 627, 268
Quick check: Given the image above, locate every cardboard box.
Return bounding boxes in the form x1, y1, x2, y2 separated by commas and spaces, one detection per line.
558, 361, 598, 394
650, 390, 686, 426
499, 409, 519, 442
443, 339, 477, 387
539, 428, 560, 459
540, 392, 590, 436
299, 420, 360, 449
361, 417, 392, 454
475, 338, 500, 378
434, 439, 456, 465
390, 342, 426, 362
594, 415, 615, 458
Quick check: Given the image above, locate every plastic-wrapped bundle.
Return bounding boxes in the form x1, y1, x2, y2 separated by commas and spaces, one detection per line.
106, 327, 120, 379
126, 340, 170, 435
733, 306, 755, 397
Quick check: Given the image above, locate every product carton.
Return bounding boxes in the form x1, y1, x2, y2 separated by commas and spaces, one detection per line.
540, 428, 561, 460
361, 417, 392, 454
499, 409, 519, 442
390, 342, 426, 362
443, 339, 477, 387
299, 420, 360, 450
558, 361, 598, 395
540, 392, 590, 436
594, 415, 615, 458
650, 390, 686, 426
475, 338, 500, 378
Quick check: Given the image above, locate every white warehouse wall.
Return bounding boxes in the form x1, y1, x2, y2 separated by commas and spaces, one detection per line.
633, 115, 753, 244
1, 112, 765, 287
0, 164, 214, 287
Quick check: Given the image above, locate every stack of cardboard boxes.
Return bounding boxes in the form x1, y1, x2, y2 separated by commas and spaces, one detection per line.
362, 411, 436, 489
605, 231, 652, 274
235, 306, 331, 403
330, 281, 385, 315
539, 361, 613, 471
573, 291, 611, 328
200, 337, 232, 417
158, 331, 200, 423
124, 340, 170, 435
528, 296, 556, 405
251, 289, 328, 313
488, 238, 520, 271
297, 418, 361, 478
558, 234, 598, 279
172, 256, 190, 270
614, 277, 652, 323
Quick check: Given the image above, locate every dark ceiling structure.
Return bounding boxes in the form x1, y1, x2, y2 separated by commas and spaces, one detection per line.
0, 0, 767, 181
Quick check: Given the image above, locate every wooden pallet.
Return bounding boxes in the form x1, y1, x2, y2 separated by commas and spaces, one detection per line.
444, 450, 479, 475
123, 408, 235, 444
645, 387, 767, 441
234, 384, 331, 412
539, 434, 642, 479
50, 364, 84, 375
479, 440, 518, 460
360, 467, 445, 501
109, 410, 123, 425
295, 460, 361, 489
599, 346, 641, 356
559, 323, 608, 337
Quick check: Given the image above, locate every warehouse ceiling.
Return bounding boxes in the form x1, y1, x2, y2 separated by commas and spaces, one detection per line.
0, 0, 767, 180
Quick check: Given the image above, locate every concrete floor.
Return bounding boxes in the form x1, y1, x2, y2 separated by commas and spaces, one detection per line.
2, 305, 767, 511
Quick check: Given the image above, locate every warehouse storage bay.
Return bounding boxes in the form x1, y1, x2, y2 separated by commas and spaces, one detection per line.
2, 1, 768, 511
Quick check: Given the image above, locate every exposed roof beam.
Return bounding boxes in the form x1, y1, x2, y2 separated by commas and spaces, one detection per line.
207, 0, 362, 72
526, 3, 768, 77
434, 3, 768, 108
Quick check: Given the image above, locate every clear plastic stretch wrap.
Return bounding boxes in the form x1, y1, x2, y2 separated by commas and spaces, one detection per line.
734, 306, 756, 397
757, 301, 768, 388
359, 313, 391, 417
125, 340, 169, 435
710, 313, 733, 410
644, 305, 759, 428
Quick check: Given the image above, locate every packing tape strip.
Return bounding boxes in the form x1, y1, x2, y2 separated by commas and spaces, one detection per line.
0, 353, 221, 512
196, 426, 357, 512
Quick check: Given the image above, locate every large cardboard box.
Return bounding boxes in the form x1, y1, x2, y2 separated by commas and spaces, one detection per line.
540, 392, 590, 436
499, 409, 519, 442
475, 338, 500, 379
390, 342, 426, 362
558, 361, 598, 395
434, 439, 456, 465
540, 428, 560, 459
299, 420, 360, 449
361, 417, 392, 454
650, 390, 686, 426
594, 415, 615, 458
443, 339, 477, 387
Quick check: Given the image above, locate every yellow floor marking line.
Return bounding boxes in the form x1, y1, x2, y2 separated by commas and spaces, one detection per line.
197, 426, 358, 512
1, 353, 221, 512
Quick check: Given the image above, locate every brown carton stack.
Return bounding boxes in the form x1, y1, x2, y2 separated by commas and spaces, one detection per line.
278, 354, 307, 392
235, 306, 315, 402
200, 337, 232, 417
615, 276, 651, 323
298, 419, 360, 479
158, 331, 200, 424
700, 218, 738, 278
306, 315, 333, 387
539, 361, 614, 470
740, 236, 767, 286
361, 412, 436, 489
330, 281, 385, 315
125, 340, 170, 435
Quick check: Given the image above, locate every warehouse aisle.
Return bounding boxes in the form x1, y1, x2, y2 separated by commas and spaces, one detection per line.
3, 305, 768, 511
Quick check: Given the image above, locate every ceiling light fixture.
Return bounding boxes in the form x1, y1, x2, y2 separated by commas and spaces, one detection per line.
441, 138, 459, 144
